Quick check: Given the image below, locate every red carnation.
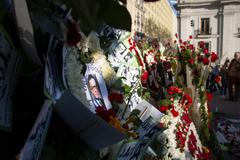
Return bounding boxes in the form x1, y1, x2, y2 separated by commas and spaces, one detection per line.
168, 86, 180, 95
183, 41, 187, 46
206, 92, 213, 101
202, 57, 209, 65
179, 39, 183, 43
67, 22, 81, 46
210, 52, 218, 62
159, 105, 168, 113
171, 108, 179, 117
141, 71, 149, 85
189, 35, 193, 39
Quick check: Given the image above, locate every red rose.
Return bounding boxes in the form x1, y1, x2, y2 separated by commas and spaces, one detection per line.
211, 52, 218, 62
202, 57, 209, 65
188, 58, 195, 65
108, 92, 124, 104
199, 41, 205, 49
159, 105, 168, 113
188, 44, 194, 50
189, 35, 193, 39
214, 76, 221, 83
203, 48, 209, 54
183, 41, 187, 46
179, 39, 183, 43
67, 22, 81, 46
95, 106, 116, 122
171, 109, 179, 117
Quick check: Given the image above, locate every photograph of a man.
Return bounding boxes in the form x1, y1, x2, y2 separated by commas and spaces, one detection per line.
123, 52, 133, 62
87, 74, 106, 109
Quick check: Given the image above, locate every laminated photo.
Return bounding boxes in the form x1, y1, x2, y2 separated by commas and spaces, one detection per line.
135, 100, 164, 122
117, 140, 150, 160
84, 63, 112, 113
127, 92, 143, 112
108, 42, 128, 67
117, 65, 141, 87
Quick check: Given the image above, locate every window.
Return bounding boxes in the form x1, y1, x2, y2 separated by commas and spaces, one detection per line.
200, 18, 210, 35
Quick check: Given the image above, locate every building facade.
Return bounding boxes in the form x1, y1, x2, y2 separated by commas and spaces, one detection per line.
127, 0, 177, 39
177, 0, 240, 63
144, 0, 177, 38
126, 0, 145, 33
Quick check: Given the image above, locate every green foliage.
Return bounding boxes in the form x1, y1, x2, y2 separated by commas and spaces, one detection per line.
198, 88, 210, 145
123, 84, 131, 96
144, 18, 172, 43
159, 99, 172, 106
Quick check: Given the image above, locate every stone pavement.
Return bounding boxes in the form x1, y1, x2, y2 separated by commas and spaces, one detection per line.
210, 93, 240, 160
210, 93, 240, 116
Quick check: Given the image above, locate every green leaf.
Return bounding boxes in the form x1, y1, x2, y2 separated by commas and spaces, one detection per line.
143, 92, 151, 101
113, 78, 123, 88
124, 84, 131, 95
159, 99, 171, 106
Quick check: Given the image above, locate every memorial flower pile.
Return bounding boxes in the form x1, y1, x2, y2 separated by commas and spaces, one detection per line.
157, 86, 211, 160
173, 34, 218, 144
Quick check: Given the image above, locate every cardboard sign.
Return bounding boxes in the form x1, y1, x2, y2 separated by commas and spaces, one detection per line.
117, 140, 150, 160
55, 91, 125, 150
117, 117, 161, 160
20, 100, 53, 160
136, 117, 162, 139
0, 30, 20, 131
134, 100, 164, 122
12, 0, 42, 66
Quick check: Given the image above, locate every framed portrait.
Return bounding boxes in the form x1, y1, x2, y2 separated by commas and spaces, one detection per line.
84, 63, 112, 113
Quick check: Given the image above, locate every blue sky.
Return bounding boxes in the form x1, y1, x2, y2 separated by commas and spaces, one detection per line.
168, 0, 177, 15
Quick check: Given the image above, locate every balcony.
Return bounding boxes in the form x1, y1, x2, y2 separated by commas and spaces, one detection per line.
194, 28, 219, 38
234, 28, 240, 38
